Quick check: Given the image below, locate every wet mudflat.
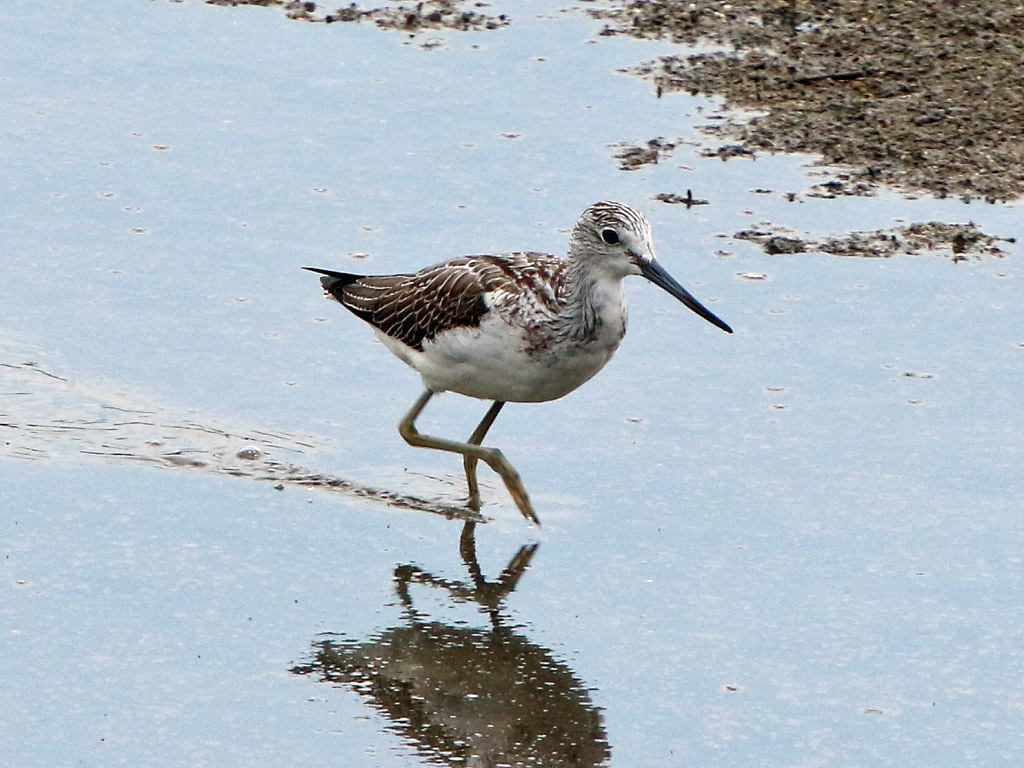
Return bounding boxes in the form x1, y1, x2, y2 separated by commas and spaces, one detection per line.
597, 0, 1024, 203
2, 0, 1023, 766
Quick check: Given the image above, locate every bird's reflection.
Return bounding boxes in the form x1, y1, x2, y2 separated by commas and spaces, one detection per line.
291, 522, 610, 767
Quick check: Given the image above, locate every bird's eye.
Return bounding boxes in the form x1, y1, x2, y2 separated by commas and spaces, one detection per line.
601, 228, 620, 245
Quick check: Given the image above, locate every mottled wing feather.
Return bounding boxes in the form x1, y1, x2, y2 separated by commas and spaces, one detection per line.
313, 253, 566, 351
335, 259, 499, 350
369, 264, 488, 350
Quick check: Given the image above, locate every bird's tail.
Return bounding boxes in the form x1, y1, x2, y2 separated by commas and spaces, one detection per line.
302, 267, 362, 303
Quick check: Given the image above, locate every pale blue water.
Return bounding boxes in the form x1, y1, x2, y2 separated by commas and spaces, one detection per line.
2, 1, 1023, 766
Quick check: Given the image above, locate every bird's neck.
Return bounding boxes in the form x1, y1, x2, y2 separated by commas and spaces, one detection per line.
561, 260, 628, 344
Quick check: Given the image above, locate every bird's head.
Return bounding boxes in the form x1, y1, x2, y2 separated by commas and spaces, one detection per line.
570, 201, 733, 334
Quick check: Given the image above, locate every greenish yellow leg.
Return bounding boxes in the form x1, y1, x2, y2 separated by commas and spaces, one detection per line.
398, 391, 539, 525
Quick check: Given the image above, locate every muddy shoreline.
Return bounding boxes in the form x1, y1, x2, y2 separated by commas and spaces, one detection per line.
202, 1, 1024, 203
186, 0, 1018, 254
595, 0, 1024, 203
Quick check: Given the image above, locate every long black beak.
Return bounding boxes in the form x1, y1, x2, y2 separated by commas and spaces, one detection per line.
640, 258, 733, 334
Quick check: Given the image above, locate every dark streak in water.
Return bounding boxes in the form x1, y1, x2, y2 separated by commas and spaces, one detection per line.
1, 357, 483, 523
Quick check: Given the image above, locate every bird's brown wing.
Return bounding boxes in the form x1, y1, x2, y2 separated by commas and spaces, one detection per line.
310, 258, 514, 351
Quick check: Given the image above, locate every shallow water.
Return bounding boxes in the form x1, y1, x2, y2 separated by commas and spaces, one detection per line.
3, 1, 1023, 766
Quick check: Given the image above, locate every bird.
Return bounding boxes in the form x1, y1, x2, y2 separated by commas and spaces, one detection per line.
306, 201, 732, 524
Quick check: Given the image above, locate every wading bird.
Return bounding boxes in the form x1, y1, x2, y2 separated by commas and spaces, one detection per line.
306, 201, 732, 524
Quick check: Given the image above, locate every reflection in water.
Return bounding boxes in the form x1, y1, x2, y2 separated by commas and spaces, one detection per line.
292, 523, 610, 767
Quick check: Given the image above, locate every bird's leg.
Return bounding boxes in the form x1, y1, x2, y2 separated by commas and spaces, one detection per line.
463, 401, 505, 510
398, 391, 539, 525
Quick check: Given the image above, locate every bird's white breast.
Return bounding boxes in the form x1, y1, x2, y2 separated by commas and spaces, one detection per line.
378, 276, 627, 403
